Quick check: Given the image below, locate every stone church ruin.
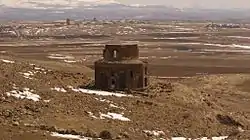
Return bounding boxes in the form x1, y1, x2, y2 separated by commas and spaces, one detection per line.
95, 43, 148, 91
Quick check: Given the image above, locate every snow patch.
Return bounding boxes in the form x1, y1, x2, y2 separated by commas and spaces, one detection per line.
95, 98, 125, 109
204, 43, 250, 49
203, 49, 250, 53
19, 71, 35, 79
34, 67, 46, 71
47, 54, 75, 60
140, 57, 149, 59
87, 111, 130, 121
167, 31, 193, 33
160, 56, 172, 59
95, 98, 112, 103
87, 112, 99, 119
68, 86, 132, 97
177, 42, 202, 45
109, 104, 124, 109
44, 100, 51, 103
6, 88, 40, 102
171, 136, 228, 140
1, 59, 14, 64
19, 67, 47, 79
227, 36, 250, 39
51, 87, 67, 93
176, 27, 194, 31
143, 130, 165, 137
130, 4, 147, 7
154, 37, 198, 40
51, 132, 94, 140
232, 44, 250, 49
100, 112, 130, 121
64, 60, 77, 63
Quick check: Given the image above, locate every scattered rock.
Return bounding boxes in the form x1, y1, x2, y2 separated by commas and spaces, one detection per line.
119, 131, 129, 139
99, 130, 112, 139
85, 129, 98, 138
31, 130, 38, 133
24, 123, 35, 127
12, 121, 19, 126
136, 100, 158, 106
216, 114, 243, 127
65, 129, 78, 135
143, 130, 165, 137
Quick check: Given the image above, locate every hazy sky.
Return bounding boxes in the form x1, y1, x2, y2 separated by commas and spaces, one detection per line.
118, 0, 250, 9
1, 0, 250, 9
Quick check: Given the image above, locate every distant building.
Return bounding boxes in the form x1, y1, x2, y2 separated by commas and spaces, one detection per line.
95, 43, 148, 91
66, 18, 70, 25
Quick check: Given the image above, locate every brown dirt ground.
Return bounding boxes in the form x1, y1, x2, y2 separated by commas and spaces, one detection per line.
0, 59, 250, 139
1, 21, 250, 140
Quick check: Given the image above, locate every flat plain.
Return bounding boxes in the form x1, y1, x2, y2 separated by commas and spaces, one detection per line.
0, 20, 250, 139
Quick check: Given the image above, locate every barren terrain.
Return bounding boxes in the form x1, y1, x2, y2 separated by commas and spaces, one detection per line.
0, 20, 250, 139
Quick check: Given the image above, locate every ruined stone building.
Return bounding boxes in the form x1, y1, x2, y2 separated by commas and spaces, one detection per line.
95, 43, 148, 91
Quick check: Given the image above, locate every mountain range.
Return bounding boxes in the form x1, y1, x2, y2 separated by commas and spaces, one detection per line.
0, 0, 250, 21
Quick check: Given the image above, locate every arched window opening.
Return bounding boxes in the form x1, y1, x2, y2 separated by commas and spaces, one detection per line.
113, 50, 117, 58
130, 71, 133, 78
111, 78, 116, 89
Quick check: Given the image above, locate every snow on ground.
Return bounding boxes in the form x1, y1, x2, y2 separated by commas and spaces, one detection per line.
202, 49, 250, 53
171, 136, 228, 140
139, 57, 149, 59
87, 112, 99, 119
51, 132, 94, 140
64, 60, 77, 63
19, 67, 47, 79
160, 56, 172, 60
47, 54, 75, 60
95, 98, 125, 109
143, 130, 165, 137
167, 31, 193, 33
43, 100, 51, 103
151, 76, 192, 79
161, 42, 250, 50
139, 56, 171, 60
51, 87, 67, 93
34, 67, 46, 71
109, 103, 125, 109
231, 44, 250, 49
32, 65, 50, 73
95, 98, 112, 103
1, 59, 15, 64
87, 112, 130, 121
68, 86, 132, 97
100, 112, 130, 121
204, 43, 250, 49
6, 88, 40, 102
177, 42, 202, 45
19, 71, 35, 79
153, 37, 198, 40
227, 36, 250, 39
175, 27, 195, 31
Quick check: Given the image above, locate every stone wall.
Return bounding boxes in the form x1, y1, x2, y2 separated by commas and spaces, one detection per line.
95, 43, 148, 91
103, 44, 139, 61
95, 61, 148, 90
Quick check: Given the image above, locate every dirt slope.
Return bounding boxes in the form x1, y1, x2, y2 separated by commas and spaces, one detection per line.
0, 58, 250, 140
